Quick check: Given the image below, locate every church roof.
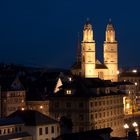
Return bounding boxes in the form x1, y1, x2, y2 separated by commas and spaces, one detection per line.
71, 60, 108, 70
95, 60, 108, 69
106, 19, 114, 31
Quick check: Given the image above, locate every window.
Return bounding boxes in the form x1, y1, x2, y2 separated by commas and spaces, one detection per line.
91, 114, 93, 119
107, 111, 109, 116
90, 102, 93, 107
79, 102, 84, 108
99, 113, 102, 118
79, 114, 84, 121
79, 127, 84, 132
95, 113, 97, 118
3, 129, 6, 134
8, 129, 10, 133
15, 127, 18, 132
66, 102, 71, 108
57, 126, 59, 133
107, 101, 109, 105
54, 102, 59, 108
103, 112, 105, 117
51, 126, 54, 133
39, 128, 42, 135
95, 102, 97, 106
19, 127, 21, 132
45, 127, 48, 134
66, 90, 72, 95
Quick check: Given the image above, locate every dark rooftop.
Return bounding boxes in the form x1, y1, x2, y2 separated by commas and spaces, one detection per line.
54, 128, 112, 140
0, 117, 24, 126
8, 110, 58, 126
48, 77, 126, 98
0, 132, 31, 140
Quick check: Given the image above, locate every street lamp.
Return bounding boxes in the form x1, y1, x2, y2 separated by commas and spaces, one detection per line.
132, 69, 137, 73
124, 123, 129, 137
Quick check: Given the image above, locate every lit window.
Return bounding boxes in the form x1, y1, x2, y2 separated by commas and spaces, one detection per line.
132, 69, 137, 73
126, 103, 130, 109
66, 90, 72, 95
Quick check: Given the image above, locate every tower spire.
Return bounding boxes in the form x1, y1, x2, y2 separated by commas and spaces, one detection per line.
109, 18, 112, 23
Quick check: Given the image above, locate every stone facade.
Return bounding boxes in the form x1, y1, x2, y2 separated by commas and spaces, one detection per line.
71, 19, 118, 82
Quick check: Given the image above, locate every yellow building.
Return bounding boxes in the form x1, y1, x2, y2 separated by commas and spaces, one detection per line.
71, 19, 118, 82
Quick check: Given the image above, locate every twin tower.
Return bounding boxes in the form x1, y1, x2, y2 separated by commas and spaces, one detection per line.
71, 19, 118, 82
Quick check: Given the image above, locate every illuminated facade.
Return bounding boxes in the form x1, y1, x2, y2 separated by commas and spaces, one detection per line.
71, 19, 118, 82
48, 78, 125, 137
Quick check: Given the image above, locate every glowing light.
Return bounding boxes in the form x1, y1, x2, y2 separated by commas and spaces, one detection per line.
135, 82, 138, 86
116, 70, 120, 75
21, 108, 25, 111
40, 106, 43, 109
132, 122, 138, 127
68, 77, 72, 82
66, 90, 72, 95
126, 103, 130, 109
132, 69, 137, 73
124, 123, 129, 129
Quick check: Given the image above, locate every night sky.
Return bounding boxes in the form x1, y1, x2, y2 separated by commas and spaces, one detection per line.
0, 0, 140, 68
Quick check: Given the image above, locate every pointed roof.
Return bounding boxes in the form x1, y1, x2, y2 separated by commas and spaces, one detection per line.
84, 18, 92, 30
106, 18, 114, 31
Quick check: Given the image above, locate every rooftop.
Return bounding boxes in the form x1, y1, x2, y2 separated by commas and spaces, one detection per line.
8, 110, 58, 126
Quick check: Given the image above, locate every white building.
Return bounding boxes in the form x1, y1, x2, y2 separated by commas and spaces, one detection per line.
8, 110, 60, 140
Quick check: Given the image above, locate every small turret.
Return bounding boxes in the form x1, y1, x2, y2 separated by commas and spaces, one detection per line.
83, 18, 94, 42
105, 19, 116, 43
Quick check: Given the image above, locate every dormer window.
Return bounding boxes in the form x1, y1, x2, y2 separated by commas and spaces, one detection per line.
66, 90, 72, 95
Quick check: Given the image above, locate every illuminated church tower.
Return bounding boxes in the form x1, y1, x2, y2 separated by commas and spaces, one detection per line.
81, 20, 97, 78
104, 19, 118, 81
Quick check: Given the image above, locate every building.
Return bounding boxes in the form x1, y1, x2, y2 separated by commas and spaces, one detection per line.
48, 77, 125, 137
0, 117, 32, 140
119, 71, 140, 113
27, 100, 50, 116
0, 76, 26, 117
8, 110, 60, 140
71, 19, 118, 82
54, 128, 112, 140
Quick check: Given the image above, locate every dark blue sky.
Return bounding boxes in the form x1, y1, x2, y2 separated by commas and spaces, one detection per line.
0, 0, 140, 68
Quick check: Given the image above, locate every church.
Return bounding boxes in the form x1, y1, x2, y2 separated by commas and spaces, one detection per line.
71, 19, 118, 82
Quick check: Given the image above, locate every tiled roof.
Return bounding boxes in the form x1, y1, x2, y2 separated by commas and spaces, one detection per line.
0, 132, 31, 140
55, 128, 112, 140
0, 117, 24, 126
8, 110, 58, 126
